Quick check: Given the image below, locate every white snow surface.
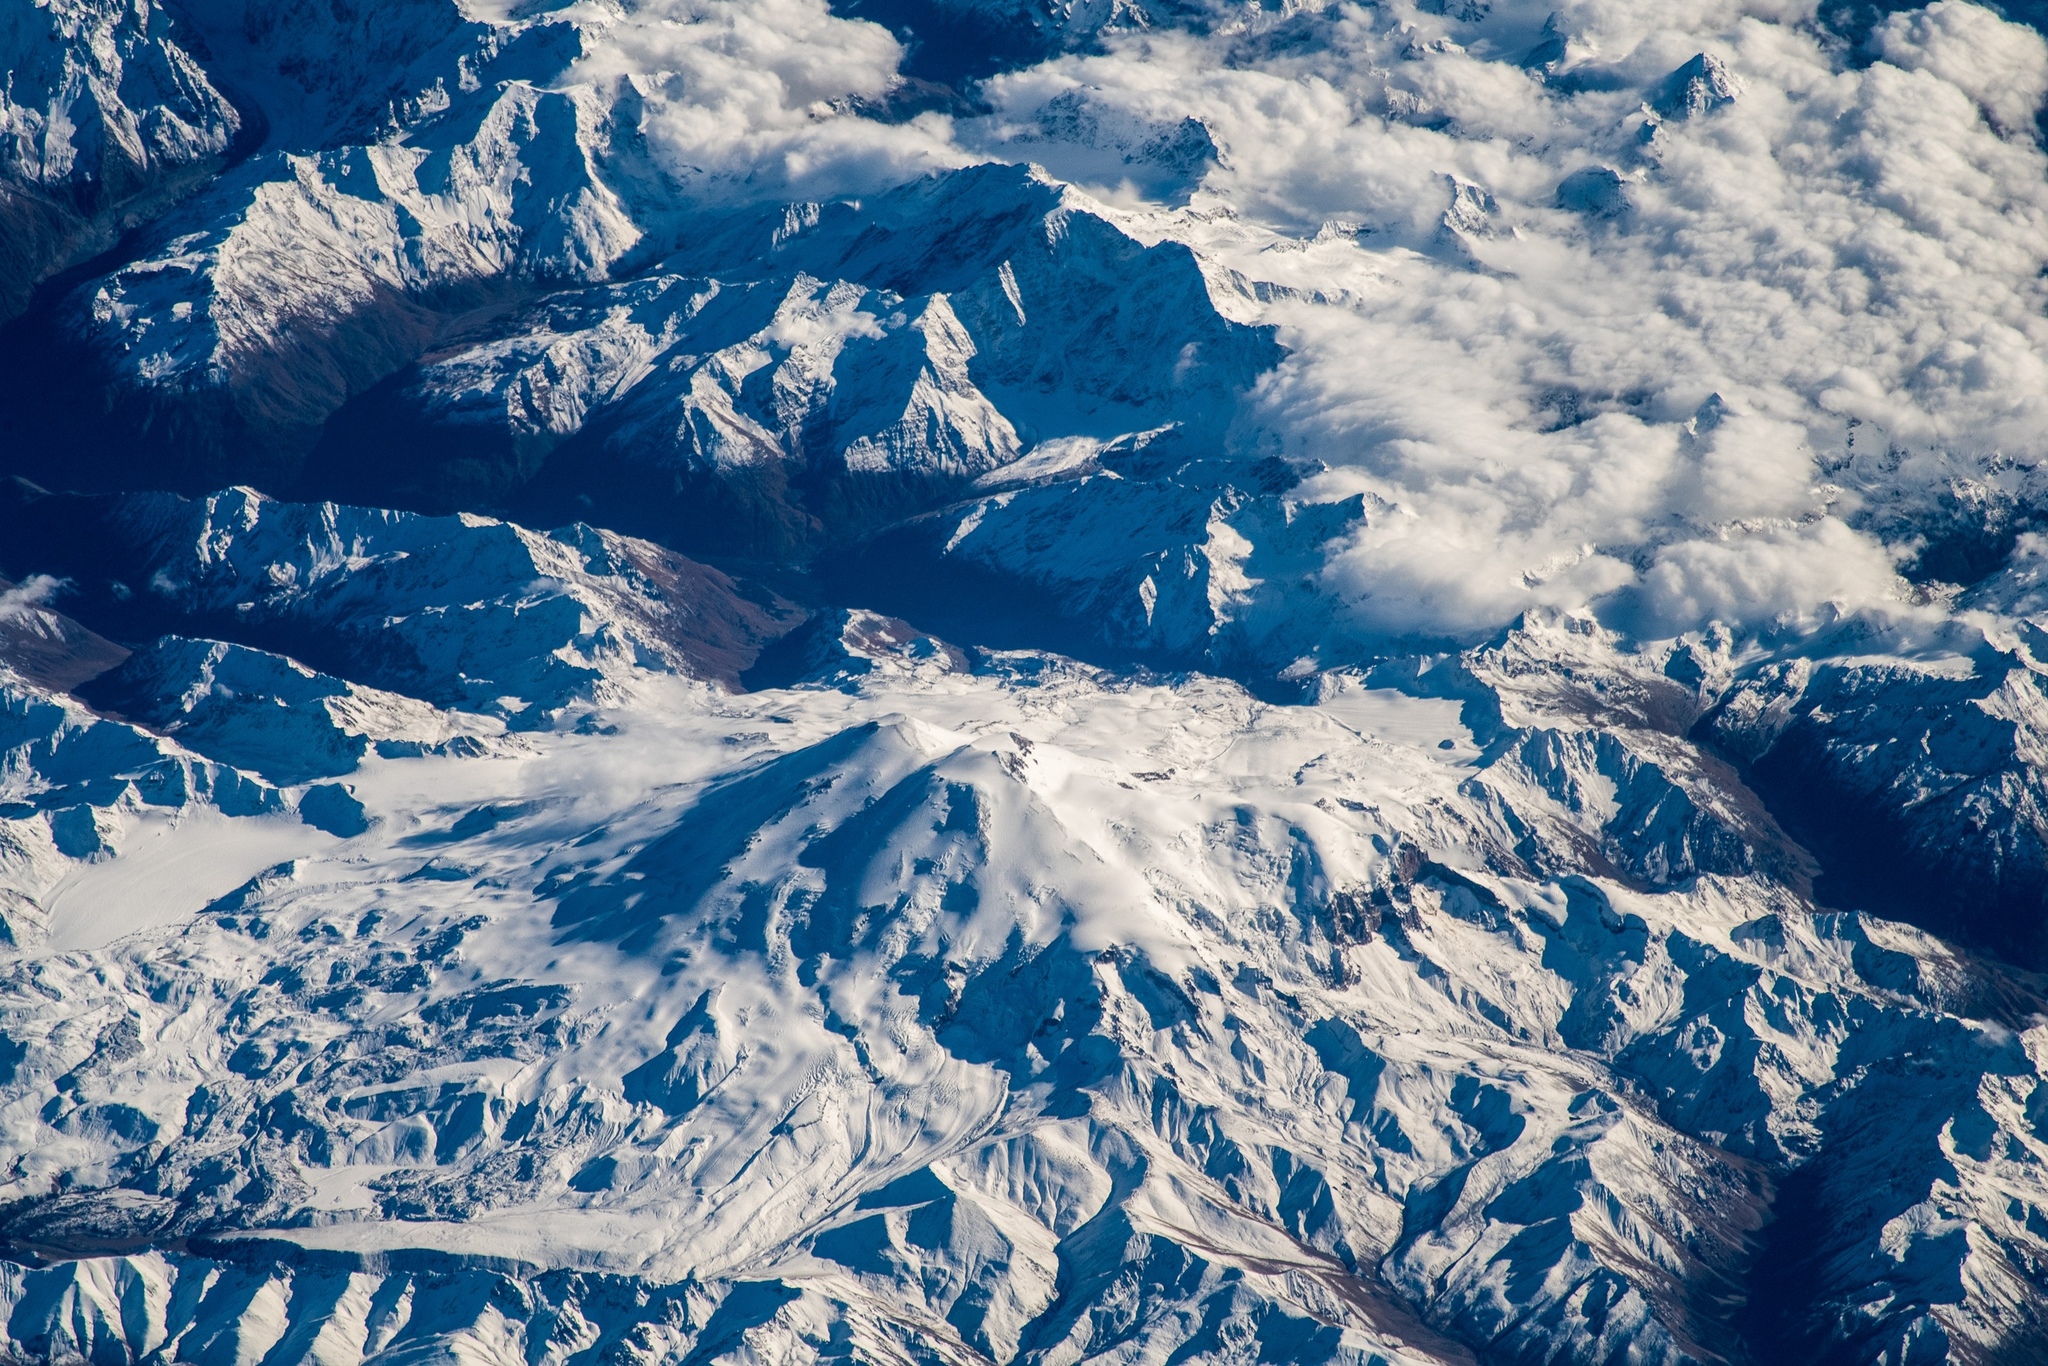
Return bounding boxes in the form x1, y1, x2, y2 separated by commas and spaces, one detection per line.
5, 601, 2048, 1361
13, 0, 2048, 1360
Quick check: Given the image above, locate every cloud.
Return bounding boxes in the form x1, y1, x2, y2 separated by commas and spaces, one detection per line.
1872, 0, 2048, 137
0, 576, 64, 623
575, 0, 2048, 648
1629, 518, 1910, 638
952, 1, 2048, 643
572, 0, 968, 201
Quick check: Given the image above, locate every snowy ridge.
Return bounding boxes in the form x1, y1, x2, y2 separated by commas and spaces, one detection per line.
314, 162, 1281, 557
0, 670, 291, 947
3, 616, 2048, 1360
57, 77, 640, 471
0, 577, 129, 696
10, 0, 2048, 1358
865, 424, 1357, 671
0, 0, 240, 318
0, 483, 807, 719
78, 636, 508, 785
170, 0, 552, 153
0, 0, 650, 485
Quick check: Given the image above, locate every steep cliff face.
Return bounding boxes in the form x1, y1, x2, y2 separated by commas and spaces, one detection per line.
0, 0, 241, 319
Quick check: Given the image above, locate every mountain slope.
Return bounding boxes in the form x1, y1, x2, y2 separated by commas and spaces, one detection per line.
3, 535, 2048, 1359
0, 0, 241, 319
9, 0, 2048, 1359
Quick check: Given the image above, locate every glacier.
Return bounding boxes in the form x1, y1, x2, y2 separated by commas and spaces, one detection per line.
3, 561, 2048, 1361
8, 0, 2048, 1359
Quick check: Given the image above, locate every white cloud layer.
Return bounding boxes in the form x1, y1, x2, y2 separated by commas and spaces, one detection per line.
569, 0, 967, 200
581, 0, 2048, 647
1873, 0, 2048, 136
976, 0, 2048, 642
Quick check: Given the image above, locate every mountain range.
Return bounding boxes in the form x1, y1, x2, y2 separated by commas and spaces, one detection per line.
8, 0, 2048, 1362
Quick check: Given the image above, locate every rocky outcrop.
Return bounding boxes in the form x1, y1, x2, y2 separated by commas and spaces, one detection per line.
0, 0, 241, 319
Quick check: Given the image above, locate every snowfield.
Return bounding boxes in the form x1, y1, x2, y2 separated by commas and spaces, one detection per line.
4, 535, 2048, 1360
9, 0, 2048, 1359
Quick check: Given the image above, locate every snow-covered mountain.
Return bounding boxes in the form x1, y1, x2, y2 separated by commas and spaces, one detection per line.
308, 163, 1281, 557
10, 0, 2048, 1360
4, 546, 2048, 1363
0, 483, 803, 712
0, 0, 241, 319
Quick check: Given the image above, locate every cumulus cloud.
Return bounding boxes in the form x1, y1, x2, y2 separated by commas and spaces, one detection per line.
1872, 0, 2048, 136
572, 0, 967, 200
1630, 518, 1910, 638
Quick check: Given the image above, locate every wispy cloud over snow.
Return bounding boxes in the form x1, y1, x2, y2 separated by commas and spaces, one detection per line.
959, 0, 2048, 640
577, 0, 2048, 644
0, 576, 64, 623
571, 0, 968, 200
